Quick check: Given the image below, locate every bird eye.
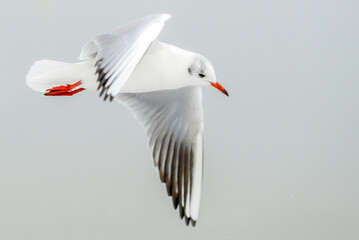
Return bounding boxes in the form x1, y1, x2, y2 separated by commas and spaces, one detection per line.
198, 73, 205, 78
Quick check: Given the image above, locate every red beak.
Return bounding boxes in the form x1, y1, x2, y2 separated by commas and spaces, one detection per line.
210, 82, 229, 97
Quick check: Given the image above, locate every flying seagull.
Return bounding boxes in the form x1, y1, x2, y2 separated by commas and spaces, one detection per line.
26, 14, 228, 226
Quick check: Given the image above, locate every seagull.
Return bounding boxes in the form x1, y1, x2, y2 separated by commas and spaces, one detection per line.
26, 14, 228, 226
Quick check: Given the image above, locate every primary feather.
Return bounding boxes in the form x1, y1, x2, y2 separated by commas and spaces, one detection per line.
117, 86, 204, 226
81, 14, 171, 100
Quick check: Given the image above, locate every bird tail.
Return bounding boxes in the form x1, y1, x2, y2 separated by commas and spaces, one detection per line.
26, 59, 97, 95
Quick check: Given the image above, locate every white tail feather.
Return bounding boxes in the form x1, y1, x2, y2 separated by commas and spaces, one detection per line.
26, 59, 97, 93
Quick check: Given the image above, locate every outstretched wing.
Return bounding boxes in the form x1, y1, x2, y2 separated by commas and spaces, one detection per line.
117, 86, 204, 226
79, 14, 171, 101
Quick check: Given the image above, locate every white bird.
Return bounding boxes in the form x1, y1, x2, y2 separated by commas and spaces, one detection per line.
26, 14, 228, 226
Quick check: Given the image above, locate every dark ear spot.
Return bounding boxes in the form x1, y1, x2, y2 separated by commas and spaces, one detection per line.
198, 73, 205, 78
188, 67, 192, 74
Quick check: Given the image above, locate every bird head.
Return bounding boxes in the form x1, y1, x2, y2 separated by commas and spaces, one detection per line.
188, 55, 228, 96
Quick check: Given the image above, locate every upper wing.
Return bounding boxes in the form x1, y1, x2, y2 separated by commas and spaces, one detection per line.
79, 14, 171, 101
117, 86, 204, 226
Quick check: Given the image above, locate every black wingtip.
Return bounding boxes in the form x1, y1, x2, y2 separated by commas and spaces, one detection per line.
99, 86, 106, 97
191, 219, 196, 227
172, 196, 178, 209
166, 182, 172, 196
185, 216, 190, 225
95, 59, 116, 102
179, 205, 184, 219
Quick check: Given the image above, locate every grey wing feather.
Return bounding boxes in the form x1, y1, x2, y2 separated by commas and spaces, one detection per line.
79, 14, 171, 100
117, 86, 204, 226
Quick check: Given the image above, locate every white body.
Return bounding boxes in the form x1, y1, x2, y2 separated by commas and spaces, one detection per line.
122, 42, 208, 93
26, 41, 206, 94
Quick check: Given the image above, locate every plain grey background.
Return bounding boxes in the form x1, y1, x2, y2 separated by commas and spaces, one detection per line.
1, 0, 358, 239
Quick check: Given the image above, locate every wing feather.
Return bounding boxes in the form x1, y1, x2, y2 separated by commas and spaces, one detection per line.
117, 86, 204, 226
79, 14, 171, 100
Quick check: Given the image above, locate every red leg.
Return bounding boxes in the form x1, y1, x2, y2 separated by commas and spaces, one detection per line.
45, 81, 85, 96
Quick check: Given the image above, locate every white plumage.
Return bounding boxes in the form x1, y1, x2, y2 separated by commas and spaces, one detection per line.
26, 14, 228, 226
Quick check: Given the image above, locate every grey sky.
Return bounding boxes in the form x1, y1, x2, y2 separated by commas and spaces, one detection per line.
0, 0, 358, 239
